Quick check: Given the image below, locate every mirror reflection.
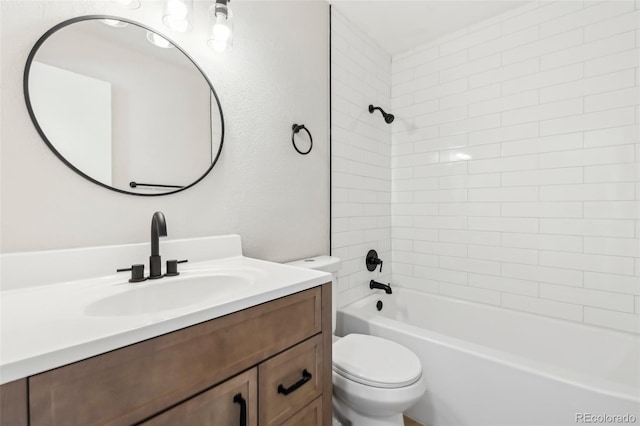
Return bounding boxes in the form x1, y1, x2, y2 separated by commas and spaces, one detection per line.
25, 17, 224, 195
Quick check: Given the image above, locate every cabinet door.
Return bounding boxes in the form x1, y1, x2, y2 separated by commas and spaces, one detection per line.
143, 368, 257, 426
0, 379, 28, 426
259, 335, 323, 425
281, 397, 323, 426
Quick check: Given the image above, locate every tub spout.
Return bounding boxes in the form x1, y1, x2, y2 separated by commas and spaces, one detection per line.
370, 280, 392, 294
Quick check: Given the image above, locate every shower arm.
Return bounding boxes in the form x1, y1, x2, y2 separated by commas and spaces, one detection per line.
368, 104, 395, 123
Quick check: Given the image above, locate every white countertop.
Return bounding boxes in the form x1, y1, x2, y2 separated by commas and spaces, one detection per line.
0, 236, 330, 384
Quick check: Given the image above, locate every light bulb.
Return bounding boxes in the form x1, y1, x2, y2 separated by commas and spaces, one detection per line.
146, 31, 174, 49
163, 0, 192, 32
167, 0, 188, 19
208, 2, 233, 52
212, 14, 230, 42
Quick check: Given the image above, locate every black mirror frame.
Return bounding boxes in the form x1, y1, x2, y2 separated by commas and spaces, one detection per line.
23, 15, 225, 197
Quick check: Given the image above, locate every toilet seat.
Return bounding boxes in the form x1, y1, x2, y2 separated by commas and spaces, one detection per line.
332, 334, 422, 389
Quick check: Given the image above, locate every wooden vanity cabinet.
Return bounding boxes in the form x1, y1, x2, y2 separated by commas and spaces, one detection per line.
144, 333, 325, 426
1, 283, 332, 426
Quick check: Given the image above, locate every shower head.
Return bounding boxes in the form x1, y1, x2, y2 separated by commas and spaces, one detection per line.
369, 104, 395, 124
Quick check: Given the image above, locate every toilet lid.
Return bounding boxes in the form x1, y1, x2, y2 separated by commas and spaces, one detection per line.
332, 334, 422, 389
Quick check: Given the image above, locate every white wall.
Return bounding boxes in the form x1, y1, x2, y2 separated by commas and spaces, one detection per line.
390, 1, 640, 334
331, 7, 392, 307
0, 1, 329, 264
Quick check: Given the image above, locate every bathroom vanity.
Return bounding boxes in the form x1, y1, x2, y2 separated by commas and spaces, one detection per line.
0, 236, 332, 426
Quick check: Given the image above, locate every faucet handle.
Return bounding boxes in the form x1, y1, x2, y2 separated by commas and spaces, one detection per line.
365, 250, 383, 273
116, 264, 147, 283
165, 259, 188, 277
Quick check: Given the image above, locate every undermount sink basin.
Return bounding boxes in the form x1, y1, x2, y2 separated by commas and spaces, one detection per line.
85, 272, 254, 317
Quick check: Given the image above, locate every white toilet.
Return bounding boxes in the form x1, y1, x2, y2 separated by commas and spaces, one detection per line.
287, 256, 426, 426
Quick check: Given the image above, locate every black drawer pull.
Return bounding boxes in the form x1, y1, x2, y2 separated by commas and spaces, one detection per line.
233, 393, 247, 426
277, 369, 312, 395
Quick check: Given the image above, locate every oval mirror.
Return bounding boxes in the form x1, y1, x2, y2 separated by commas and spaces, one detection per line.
24, 16, 224, 196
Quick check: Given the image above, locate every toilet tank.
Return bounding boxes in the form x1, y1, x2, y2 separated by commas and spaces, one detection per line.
286, 256, 341, 333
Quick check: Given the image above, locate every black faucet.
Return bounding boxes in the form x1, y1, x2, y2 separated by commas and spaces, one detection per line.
370, 280, 392, 294
149, 211, 167, 279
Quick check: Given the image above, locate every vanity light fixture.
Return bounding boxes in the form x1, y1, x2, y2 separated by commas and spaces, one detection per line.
101, 19, 129, 28
146, 30, 174, 49
162, 0, 193, 32
208, 0, 233, 52
111, 0, 141, 10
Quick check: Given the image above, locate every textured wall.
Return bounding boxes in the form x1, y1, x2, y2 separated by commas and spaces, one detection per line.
390, 1, 640, 333
0, 1, 329, 263
330, 7, 392, 307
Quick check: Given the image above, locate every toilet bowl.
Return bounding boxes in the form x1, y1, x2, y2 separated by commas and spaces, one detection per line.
332, 333, 427, 426
286, 256, 426, 426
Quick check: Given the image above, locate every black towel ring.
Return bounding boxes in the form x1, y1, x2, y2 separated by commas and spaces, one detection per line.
292, 124, 312, 155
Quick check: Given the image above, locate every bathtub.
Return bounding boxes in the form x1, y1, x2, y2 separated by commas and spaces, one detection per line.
336, 288, 640, 426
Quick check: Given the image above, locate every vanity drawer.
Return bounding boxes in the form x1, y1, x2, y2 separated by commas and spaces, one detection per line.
143, 368, 257, 426
282, 397, 323, 426
259, 335, 323, 425
29, 287, 322, 426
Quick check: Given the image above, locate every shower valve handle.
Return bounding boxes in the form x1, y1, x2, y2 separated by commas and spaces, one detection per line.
372, 258, 383, 272
366, 250, 383, 272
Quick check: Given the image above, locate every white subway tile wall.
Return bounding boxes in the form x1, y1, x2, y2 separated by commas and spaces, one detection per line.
390, 1, 640, 333
331, 8, 392, 307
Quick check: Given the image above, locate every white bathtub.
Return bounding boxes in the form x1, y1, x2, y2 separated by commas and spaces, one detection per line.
336, 288, 640, 426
